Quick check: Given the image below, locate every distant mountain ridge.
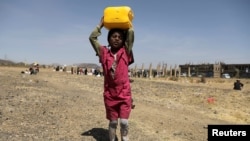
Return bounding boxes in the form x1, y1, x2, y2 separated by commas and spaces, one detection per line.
0, 59, 16, 65
0, 59, 100, 68
74, 63, 100, 69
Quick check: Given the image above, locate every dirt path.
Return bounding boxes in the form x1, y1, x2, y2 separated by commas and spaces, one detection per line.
0, 67, 249, 141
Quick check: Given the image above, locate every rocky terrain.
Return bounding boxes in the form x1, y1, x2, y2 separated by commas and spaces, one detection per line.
0, 66, 249, 141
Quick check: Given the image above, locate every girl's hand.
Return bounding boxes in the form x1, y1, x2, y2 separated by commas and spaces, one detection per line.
99, 17, 104, 28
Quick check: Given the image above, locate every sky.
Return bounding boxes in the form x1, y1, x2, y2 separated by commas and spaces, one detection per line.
0, 0, 249, 68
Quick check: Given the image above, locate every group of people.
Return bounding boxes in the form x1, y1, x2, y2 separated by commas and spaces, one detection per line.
29, 63, 39, 75
21, 63, 39, 75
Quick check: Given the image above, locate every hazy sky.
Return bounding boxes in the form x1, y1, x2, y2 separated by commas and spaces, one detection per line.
0, 0, 249, 68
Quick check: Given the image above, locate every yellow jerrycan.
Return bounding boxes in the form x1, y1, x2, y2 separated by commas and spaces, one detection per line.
103, 6, 134, 30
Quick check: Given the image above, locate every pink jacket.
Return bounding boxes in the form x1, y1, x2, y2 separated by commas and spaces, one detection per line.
100, 46, 132, 119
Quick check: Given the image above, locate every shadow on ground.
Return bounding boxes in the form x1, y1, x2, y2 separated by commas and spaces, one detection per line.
82, 128, 118, 141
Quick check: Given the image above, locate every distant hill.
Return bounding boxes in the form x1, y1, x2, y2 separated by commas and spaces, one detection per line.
0, 59, 16, 66
0, 59, 34, 66
49, 63, 100, 69
74, 63, 101, 69
0, 59, 100, 69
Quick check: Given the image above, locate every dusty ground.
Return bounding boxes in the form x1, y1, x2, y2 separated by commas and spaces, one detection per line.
0, 66, 249, 141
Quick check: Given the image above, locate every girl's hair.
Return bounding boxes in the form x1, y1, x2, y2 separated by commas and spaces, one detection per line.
107, 28, 127, 46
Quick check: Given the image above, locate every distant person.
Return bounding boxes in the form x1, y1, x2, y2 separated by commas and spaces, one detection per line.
89, 17, 134, 141
71, 67, 73, 74
29, 63, 39, 75
234, 80, 244, 90
56, 66, 60, 71
84, 68, 88, 75
29, 67, 37, 75
76, 67, 78, 74
32, 63, 39, 73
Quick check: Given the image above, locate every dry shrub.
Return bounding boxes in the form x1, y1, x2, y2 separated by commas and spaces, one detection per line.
169, 76, 178, 81
217, 79, 225, 83
200, 76, 206, 83
232, 112, 245, 121
188, 77, 194, 83
245, 81, 250, 84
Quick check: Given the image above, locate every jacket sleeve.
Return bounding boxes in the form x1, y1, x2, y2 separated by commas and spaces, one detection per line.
125, 28, 134, 54
89, 25, 102, 56
125, 28, 135, 65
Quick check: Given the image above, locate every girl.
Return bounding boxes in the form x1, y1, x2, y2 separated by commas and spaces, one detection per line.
89, 17, 134, 141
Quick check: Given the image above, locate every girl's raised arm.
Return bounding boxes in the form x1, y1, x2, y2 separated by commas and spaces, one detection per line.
89, 17, 104, 56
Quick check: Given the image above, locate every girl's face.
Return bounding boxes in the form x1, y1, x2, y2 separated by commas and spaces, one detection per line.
109, 31, 124, 51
